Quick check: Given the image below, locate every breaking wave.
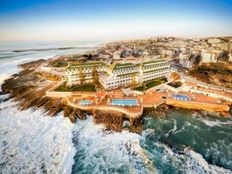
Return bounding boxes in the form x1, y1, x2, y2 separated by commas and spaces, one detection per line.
71, 117, 158, 174
0, 97, 76, 174
200, 117, 232, 127
142, 130, 232, 174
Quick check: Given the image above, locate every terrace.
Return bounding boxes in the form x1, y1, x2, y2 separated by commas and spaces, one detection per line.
68, 95, 143, 118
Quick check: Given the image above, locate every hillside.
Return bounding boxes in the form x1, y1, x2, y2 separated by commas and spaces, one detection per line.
189, 63, 232, 89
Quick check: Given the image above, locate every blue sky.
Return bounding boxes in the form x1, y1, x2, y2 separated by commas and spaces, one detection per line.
0, 0, 232, 41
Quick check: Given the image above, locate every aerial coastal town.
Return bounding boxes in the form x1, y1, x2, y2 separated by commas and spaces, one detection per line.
2, 37, 232, 131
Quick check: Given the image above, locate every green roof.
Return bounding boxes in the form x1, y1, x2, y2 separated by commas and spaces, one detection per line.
67, 61, 105, 69
143, 59, 167, 66
114, 63, 138, 70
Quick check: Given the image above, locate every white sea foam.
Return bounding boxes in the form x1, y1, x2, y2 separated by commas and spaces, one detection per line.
151, 141, 232, 174
164, 119, 177, 137
185, 148, 232, 174
205, 141, 232, 170
0, 54, 56, 88
72, 117, 158, 174
0, 42, 100, 174
0, 98, 76, 174
201, 118, 232, 127
174, 121, 191, 134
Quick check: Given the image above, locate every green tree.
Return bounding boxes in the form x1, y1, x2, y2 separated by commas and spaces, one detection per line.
131, 74, 137, 86
92, 65, 99, 85
79, 68, 86, 84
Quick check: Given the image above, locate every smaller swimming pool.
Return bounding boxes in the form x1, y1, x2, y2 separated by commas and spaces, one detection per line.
173, 95, 190, 101
111, 99, 138, 106
79, 100, 92, 106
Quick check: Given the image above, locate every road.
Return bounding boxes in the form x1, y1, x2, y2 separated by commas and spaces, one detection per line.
179, 72, 232, 92
170, 65, 232, 92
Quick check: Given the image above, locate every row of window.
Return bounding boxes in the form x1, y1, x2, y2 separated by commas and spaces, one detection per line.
106, 78, 131, 86
143, 74, 165, 82
68, 66, 105, 72
142, 72, 168, 81
144, 69, 168, 76
114, 67, 139, 73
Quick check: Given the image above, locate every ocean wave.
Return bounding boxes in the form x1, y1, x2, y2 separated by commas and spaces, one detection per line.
150, 142, 232, 174
71, 117, 158, 174
185, 148, 232, 174
0, 98, 76, 174
164, 119, 177, 137
174, 121, 191, 135
0, 54, 56, 88
205, 141, 232, 170
11, 46, 92, 53
200, 118, 232, 127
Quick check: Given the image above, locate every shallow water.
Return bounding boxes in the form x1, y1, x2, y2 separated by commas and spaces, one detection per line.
0, 41, 231, 174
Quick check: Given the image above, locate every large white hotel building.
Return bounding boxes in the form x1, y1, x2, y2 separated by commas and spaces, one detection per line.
66, 58, 170, 90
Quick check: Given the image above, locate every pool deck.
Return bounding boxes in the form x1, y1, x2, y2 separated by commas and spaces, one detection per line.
47, 81, 232, 118
68, 96, 143, 118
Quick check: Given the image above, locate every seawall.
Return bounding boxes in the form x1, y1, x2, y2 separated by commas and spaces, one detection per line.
165, 99, 230, 112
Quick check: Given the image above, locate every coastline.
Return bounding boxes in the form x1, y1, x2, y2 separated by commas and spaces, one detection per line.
1, 58, 231, 133
0, 41, 229, 173
1, 39, 232, 132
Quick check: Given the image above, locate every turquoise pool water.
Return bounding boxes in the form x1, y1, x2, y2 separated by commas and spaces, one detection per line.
79, 100, 92, 105
173, 95, 190, 101
111, 99, 137, 106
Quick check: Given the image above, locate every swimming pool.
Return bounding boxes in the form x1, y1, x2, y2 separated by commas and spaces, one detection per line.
173, 95, 190, 101
111, 99, 138, 106
79, 100, 92, 106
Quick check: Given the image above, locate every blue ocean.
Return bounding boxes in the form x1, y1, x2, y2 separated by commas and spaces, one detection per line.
0, 41, 231, 174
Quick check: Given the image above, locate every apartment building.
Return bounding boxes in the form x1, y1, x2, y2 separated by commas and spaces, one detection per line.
66, 61, 107, 85
66, 59, 170, 90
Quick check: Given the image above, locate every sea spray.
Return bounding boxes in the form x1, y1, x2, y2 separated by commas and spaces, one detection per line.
0, 97, 76, 174
0, 41, 232, 174
71, 117, 158, 174
142, 110, 232, 173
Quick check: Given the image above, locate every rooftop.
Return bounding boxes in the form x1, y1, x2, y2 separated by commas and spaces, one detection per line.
143, 59, 169, 66
67, 61, 106, 69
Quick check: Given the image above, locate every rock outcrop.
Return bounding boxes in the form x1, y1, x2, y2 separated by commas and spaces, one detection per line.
93, 110, 124, 131
92, 110, 143, 133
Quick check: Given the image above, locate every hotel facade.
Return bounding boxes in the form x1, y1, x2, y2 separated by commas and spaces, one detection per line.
66, 58, 170, 90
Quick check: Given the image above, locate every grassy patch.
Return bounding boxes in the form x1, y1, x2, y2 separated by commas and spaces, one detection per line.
55, 83, 96, 92
133, 86, 144, 91
134, 77, 167, 91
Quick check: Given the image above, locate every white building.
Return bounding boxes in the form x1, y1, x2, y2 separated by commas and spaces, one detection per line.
201, 50, 217, 63
66, 61, 106, 85
208, 38, 221, 44
113, 51, 121, 59
66, 58, 170, 90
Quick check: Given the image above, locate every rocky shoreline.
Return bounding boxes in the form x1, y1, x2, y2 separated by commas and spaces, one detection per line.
1, 59, 231, 133
1, 59, 145, 132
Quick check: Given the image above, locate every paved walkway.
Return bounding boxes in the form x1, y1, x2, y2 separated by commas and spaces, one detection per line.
180, 73, 232, 92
